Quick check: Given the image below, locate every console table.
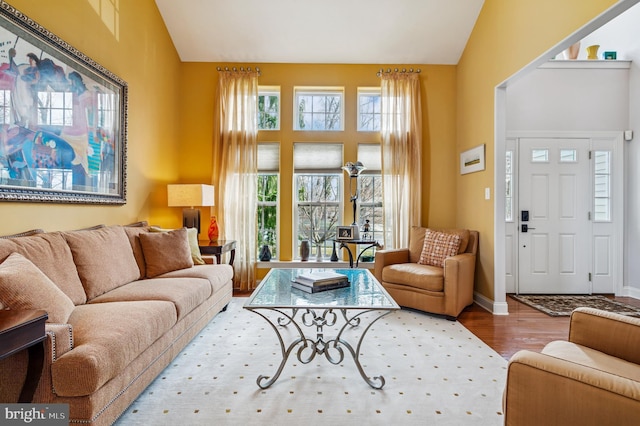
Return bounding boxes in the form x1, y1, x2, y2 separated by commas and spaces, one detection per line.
337, 239, 381, 268
199, 240, 236, 265
0, 309, 48, 402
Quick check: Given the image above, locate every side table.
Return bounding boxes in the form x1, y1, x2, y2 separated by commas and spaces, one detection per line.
0, 309, 48, 402
337, 240, 381, 268
199, 240, 237, 265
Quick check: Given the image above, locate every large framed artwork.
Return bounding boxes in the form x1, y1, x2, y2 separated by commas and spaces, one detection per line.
0, 1, 127, 204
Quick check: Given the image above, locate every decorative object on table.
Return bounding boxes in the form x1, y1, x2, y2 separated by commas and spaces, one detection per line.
259, 244, 272, 261
299, 240, 310, 261
362, 219, 372, 240
563, 41, 581, 59
586, 44, 600, 60
330, 240, 339, 261
0, 4, 128, 205
315, 243, 323, 262
291, 270, 350, 293
460, 144, 485, 175
207, 215, 220, 241
336, 225, 355, 240
603, 51, 617, 60
167, 184, 215, 233
342, 161, 366, 239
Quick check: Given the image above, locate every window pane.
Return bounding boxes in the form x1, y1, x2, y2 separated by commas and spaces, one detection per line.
294, 88, 344, 131
531, 149, 548, 162
358, 88, 381, 132
295, 173, 341, 258
258, 89, 280, 130
593, 150, 611, 222
560, 149, 577, 162
257, 174, 278, 258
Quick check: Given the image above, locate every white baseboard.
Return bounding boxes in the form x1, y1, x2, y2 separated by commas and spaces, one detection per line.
473, 291, 509, 315
621, 286, 640, 299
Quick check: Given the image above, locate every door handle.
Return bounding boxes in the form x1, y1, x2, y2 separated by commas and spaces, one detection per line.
521, 224, 537, 232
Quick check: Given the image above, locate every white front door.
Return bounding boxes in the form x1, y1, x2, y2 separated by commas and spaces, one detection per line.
518, 138, 591, 294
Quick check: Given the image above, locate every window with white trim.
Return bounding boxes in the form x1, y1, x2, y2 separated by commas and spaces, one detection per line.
294, 143, 343, 258
293, 87, 344, 131
505, 150, 514, 222
257, 143, 279, 258
258, 86, 280, 130
357, 144, 383, 249
593, 150, 611, 222
357, 88, 381, 131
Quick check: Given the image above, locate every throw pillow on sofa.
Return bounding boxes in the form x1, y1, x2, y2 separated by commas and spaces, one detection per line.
418, 229, 461, 267
0, 252, 75, 323
139, 227, 194, 278
149, 226, 205, 265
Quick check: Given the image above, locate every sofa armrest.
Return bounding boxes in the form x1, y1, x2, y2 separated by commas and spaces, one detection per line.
442, 253, 476, 313
504, 349, 640, 425
569, 307, 640, 365
46, 323, 74, 361
373, 248, 410, 282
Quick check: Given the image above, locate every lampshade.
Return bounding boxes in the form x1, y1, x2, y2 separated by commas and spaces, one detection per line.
167, 184, 215, 207
342, 161, 366, 177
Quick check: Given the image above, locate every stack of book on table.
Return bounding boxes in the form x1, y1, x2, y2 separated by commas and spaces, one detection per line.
291, 271, 350, 293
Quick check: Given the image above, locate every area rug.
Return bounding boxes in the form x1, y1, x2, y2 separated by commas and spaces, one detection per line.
510, 294, 640, 317
114, 298, 507, 425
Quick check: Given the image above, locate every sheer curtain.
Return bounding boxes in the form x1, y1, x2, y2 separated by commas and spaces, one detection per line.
380, 72, 422, 249
213, 69, 259, 291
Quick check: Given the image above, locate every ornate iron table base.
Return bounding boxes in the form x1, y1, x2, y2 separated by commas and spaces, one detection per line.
245, 307, 392, 389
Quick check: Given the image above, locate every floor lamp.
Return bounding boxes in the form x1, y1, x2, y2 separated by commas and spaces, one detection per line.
167, 184, 215, 233
342, 161, 366, 234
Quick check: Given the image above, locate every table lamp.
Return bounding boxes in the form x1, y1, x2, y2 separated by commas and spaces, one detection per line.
167, 184, 215, 233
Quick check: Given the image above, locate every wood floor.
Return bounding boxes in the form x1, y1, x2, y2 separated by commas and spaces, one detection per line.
235, 289, 640, 361
458, 295, 640, 360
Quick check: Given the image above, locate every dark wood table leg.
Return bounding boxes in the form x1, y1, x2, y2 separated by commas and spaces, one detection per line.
18, 341, 45, 403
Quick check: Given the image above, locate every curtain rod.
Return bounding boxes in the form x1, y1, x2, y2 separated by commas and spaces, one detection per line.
216, 66, 261, 76
376, 68, 421, 77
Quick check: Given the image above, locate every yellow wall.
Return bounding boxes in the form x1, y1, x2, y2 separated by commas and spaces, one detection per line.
1, 0, 183, 234
179, 63, 458, 259
456, 0, 618, 299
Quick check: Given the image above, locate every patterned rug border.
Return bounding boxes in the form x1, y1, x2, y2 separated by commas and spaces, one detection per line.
510, 294, 640, 317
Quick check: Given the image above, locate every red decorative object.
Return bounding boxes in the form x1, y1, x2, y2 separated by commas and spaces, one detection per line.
208, 216, 219, 241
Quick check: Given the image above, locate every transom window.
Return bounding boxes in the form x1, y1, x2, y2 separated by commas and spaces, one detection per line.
258, 86, 280, 130
357, 88, 381, 131
293, 87, 344, 131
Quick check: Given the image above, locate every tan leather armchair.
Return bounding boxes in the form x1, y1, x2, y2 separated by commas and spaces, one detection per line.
373, 226, 478, 320
504, 308, 640, 425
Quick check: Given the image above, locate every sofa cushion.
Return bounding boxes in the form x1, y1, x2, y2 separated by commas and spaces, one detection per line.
418, 229, 461, 267
89, 277, 212, 320
0, 252, 75, 323
382, 262, 444, 292
0, 232, 86, 305
139, 228, 194, 278
156, 264, 234, 294
51, 300, 177, 397
123, 225, 150, 279
63, 225, 141, 300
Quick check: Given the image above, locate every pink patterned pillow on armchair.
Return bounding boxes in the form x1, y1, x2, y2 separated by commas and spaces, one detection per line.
418, 229, 461, 267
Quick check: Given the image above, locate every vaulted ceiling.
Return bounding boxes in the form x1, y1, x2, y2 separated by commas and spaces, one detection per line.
155, 0, 485, 64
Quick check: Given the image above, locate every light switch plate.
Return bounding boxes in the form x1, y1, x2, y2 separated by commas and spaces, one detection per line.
485, 187, 490, 200
625, 130, 633, 141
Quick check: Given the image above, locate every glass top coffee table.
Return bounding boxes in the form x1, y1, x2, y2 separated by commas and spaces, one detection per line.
244, 268, 399, 389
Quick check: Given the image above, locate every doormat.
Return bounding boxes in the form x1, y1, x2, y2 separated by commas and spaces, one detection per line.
510, 294, 640, 317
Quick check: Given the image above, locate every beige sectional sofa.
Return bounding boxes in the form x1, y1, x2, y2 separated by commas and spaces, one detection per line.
0, 223, 233, 425
503, 307, 640, 425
